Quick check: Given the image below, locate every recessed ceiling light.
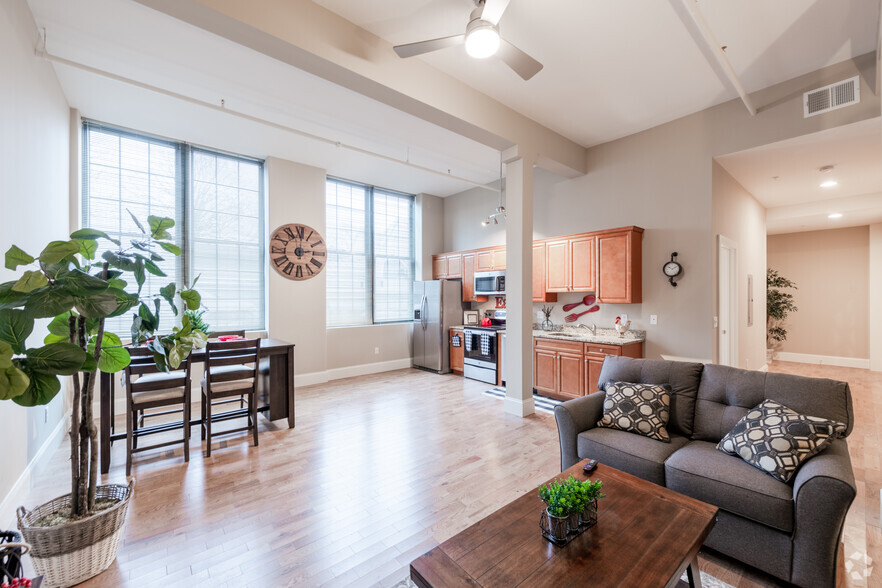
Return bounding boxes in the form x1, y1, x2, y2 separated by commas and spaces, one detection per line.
819, 180, 839, 188
828, 213, 843, 219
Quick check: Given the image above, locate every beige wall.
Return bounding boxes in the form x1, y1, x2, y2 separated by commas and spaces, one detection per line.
325, 323, 411, 372
416, 193, 444, 281
870, 224, 882, 371
441, 54, 879, 362
266, 157, 329, 379
767, 227, 870, 359
712, 162, 767, 370
0, 0, 72, 519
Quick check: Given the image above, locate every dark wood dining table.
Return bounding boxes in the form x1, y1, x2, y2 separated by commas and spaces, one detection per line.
99, 338, 295, 474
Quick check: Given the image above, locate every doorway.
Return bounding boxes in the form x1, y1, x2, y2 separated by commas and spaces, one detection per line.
718, 235, 738, 367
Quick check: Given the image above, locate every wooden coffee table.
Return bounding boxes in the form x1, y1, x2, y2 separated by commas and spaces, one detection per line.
411, 460, 718, 588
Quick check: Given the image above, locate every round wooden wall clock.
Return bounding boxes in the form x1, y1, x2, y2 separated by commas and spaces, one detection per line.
269, 223, 327, 280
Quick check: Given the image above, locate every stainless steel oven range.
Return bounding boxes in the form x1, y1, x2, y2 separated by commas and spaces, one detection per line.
462, 310, 506, 385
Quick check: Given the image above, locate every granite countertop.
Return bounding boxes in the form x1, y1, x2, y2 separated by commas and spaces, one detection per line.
532, 326, 646, 346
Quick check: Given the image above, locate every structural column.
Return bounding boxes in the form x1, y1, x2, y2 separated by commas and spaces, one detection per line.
503, 151, 535, 417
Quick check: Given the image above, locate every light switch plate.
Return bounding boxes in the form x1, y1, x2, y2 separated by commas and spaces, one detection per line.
650, 315, 657, 325
619, 314, 628, 323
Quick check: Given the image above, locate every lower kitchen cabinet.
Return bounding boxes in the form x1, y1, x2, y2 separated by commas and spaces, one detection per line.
450, 328, 464, 375
535, 337, 644, 400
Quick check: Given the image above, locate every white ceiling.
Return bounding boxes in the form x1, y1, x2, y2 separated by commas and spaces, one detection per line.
27, 0, 503, 197
716, 118, 882, 234
312, 0, 881, 147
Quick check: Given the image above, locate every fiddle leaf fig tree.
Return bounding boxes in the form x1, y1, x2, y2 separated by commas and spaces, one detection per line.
0, 214, 206, 519
767, 268, 798, 347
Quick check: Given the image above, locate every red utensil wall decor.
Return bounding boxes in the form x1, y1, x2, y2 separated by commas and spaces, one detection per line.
564, 305, 600, 323
561, 294, 597, 313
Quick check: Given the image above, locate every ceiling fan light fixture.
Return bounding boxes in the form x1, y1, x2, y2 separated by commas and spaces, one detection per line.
464, 20, 499, 58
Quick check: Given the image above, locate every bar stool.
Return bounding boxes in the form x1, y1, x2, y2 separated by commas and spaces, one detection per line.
124, 347, 192, 476
201, 338, 261, 457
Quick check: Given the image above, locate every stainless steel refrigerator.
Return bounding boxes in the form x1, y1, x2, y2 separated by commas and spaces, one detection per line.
412, 280, 463, 373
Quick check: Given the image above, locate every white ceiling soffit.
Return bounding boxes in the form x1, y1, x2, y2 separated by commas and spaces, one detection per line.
716, 117, 882, 209
27, 0, 502, 197
766, 191, 882, 235
312, 0, 879, 148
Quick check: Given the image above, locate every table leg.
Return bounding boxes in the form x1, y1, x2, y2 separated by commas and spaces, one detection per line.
686, 555, 702, 588
286, 347, 295, 429
100, 371, 112, 474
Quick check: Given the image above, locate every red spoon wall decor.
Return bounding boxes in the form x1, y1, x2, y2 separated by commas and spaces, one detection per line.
561, 295, 597, 312
564, 304, 600, 323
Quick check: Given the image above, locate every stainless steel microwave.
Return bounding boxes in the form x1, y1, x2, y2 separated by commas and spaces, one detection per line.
475, 271, 505, 295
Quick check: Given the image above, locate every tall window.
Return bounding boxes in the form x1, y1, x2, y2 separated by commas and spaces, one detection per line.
82, 121, 266, 332
326, 178, 414, 327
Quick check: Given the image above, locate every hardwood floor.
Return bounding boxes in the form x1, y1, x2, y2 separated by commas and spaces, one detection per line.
21, 361, 880, 587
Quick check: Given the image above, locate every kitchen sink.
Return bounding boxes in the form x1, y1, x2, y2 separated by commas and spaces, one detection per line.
546, 332, 578, 337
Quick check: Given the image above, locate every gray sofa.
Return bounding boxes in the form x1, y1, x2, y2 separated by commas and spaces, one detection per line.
554, 356, 856, 588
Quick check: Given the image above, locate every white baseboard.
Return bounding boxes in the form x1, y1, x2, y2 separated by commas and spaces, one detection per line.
774, 352, 869, 369
295, 358, 413, 387
504, 394, 536, 417
758, 363, 769, 372
0, 410, 70, 530
325, 358, 412, 382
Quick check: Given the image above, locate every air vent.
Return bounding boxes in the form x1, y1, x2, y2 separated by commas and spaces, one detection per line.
804, 76, 860, 118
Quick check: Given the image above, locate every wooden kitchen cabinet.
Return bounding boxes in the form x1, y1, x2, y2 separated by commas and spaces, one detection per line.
597, 227, 643, 303
533, 346, 557, 395
460, 252, 488, 303
535, 336, 644, 399
450, 328, 464, 375
545, 239, 570, 292
446, 254, 462, 278
476, 247, 505, 272
532, 243, 557, 302
432, 255, 447, 279
570, 235, 596, 292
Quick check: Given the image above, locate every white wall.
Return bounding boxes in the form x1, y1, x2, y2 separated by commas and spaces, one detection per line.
266, 158, 328, 382
0, 0, 72, 520
712, 161, 767, 370
416, 193, 444, 281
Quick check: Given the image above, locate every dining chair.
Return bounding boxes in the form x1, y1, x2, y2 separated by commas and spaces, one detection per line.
123, 346, 192, 476
207, 330, 248, 410
201, 338, 261, 457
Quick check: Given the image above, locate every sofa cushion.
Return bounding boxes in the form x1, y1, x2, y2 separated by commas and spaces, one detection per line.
596, 356, 704, 438
693, 364, 853, 443
665, 440, 794, 533
597, 382, 672, 442
717, 400, 846, 483
578, 428, 690, 486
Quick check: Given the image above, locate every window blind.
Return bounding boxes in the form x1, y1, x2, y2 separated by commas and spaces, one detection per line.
81, 121, 266, 334
325, 178, 414, 327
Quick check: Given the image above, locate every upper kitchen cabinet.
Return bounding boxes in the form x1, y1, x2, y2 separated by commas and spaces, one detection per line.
476, 247, 505, 271
432, 253, 462, 279
446, 253, 462, 278
597, 227, 643, 303
461, 252, 488, 303
545, 239, 570, 292
570, 235, 596, 292
432, 255, 447, 279
532, 243, 557, 303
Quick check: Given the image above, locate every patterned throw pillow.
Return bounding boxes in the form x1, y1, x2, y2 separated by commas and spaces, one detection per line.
596, 382, 672, 442
717, 399, 847, 483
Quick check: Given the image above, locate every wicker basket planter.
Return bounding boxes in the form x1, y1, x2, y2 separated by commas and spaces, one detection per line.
16, 481, 134, 588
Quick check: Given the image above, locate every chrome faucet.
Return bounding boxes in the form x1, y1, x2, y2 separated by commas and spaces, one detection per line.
578, 323, 598, 336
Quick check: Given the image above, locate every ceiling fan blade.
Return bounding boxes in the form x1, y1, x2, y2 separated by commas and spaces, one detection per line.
479, 0, 511, 25
393, 34, 465, 58
497, 38, 543, 80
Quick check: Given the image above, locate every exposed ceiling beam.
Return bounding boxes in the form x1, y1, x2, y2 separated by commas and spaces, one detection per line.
132, 0, 587, 177
675, 0, 756, 116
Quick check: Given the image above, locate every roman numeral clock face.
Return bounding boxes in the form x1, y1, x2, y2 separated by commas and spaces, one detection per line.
269, 223, 327, 281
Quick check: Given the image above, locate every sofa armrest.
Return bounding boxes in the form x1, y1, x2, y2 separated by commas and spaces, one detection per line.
790, 440, 856, 588
554, 392, 605, 471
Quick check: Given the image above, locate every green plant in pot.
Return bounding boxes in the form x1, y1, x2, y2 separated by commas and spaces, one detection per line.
766, 268, 797, 361
539, 479, 573, 542
0, 213, 206, 587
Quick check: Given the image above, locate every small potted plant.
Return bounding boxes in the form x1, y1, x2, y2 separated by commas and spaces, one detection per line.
574, 478, 605, 528
538, 479, 572, 543
540, 305, 554, 331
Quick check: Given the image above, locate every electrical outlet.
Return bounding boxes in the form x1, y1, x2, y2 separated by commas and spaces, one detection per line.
374, 347, 379, 355
713, 316, 719, 328
650, 314, 657, 325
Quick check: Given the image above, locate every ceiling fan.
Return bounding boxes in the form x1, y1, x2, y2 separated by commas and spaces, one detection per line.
392, 0, 543, 81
